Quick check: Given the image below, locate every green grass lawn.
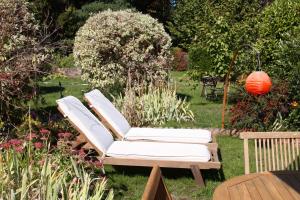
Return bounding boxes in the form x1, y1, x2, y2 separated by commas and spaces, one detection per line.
104, 135, 254, 200
36, 71, 251, 200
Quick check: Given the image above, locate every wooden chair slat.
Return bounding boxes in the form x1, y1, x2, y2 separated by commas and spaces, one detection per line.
275, 139, 279, 170
292, 139, 296, 170
263, 139, 267, 171
259, 139, 263, 172
280, 138, 284, 170
267, 139, 271, 171
296, 139, 299, 170
284, 139, 288, 169
271, 139, 275, 171
255, 139, 258, 173
241, 132, 300, 174
287, 139, 292, 170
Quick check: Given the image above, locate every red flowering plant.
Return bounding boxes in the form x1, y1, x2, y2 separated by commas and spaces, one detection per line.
229, 81, 290, 131
0, 136, 111, 199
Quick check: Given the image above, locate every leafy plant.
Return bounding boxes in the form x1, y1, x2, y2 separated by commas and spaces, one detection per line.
172, 47, 188, 71
0, 0, 49, 130
0, 140, 113, 199
168, 0, 262, 78
112, 84, 194, 126
229, 81, 290, 131
187, 45, 214, 79
255, 0, 300, 79
53, 53, 75, 68
74, 10, 172, 93
59, 0, 133, 38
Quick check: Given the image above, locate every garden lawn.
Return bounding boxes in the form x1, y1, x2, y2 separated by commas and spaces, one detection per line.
37, 71, 251, 199
105, 135, 255, 200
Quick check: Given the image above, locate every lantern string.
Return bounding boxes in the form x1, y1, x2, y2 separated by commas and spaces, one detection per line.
256, 52, 261, 71
238, 44, 261, 71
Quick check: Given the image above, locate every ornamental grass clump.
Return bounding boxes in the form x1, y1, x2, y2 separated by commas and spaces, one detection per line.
113, 85, 194, 126
0, 141, 113, 199
74, 10, 172, 93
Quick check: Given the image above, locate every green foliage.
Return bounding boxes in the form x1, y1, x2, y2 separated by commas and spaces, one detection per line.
60, 0, 132, 38
256, 0, 300, 78
53, 53, 75, 68
230, 81, 290, 131
0, 0, 49, 130
74, 10, 172, 93
112, 84, 194, 126
132, 0, 172, 23
171, 47, 188, 71
188, 45, 214, 79
0, 142, 113, 199
168, 0, 262, 77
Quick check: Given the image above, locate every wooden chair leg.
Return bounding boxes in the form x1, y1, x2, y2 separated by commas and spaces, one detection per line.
72, 133, 94, 149
190, 165, 205, 187
71, 134, 85, 148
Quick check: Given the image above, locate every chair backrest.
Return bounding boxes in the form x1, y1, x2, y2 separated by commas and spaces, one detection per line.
56, 96, 114, 154
142, 166, 172, 200
240, 132, 300, 174
84, 89, 131, 138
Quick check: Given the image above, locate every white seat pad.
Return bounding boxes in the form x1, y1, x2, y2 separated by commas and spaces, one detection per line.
85, 90, 131, 137
107, 141, 211, 162
125, 128, 212, 143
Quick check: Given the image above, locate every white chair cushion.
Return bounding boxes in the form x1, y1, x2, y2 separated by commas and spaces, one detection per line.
85, 89, 212, 144
85, 89, 131, 137
125, 128, 212, 143
56, 96, 114, 153
107, 141, 211, 162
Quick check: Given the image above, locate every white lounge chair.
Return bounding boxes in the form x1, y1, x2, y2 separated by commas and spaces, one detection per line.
56, 96, 220, 186
84, 89, 213, 144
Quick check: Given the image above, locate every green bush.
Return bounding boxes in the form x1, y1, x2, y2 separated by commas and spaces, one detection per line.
53, 53, 75, 68
229, 81, 290, 131
74, 10, 172, 93
59, 0, 132, 38
187, 45, 214, 79
256, 0, 300, 78
168, 0, 261, 77
0, 0, 48, 130
112, 84, 194, 126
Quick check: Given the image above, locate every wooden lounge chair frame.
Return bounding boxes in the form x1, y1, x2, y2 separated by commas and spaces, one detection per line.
58, 106, 221, 187
142, 165, 172, 200
84, 96, 217, 143
240, 132, 300, 174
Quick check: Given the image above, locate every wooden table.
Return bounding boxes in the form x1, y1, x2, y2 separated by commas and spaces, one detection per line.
213, 171, 300, 200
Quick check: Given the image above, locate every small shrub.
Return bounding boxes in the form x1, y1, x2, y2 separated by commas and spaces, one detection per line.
256, 0, 300, 78
0, 140, 113, 199
59, 0, 132, 38
0, 0, 49, 130
188, 46, 214, 74
229, 81, 290, 131
74, 10, 172, 93
112, 84, 194, 126
282, 68, 300, 130
172, 47, 188, 71
53, 53, 75, 68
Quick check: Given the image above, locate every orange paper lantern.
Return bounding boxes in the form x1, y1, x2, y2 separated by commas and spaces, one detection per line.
245, 71, 272, 95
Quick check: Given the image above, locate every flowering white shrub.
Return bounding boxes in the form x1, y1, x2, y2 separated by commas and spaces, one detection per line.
74, 10, 172, 92
112, 85, 194, 126
0, 0, 48, 129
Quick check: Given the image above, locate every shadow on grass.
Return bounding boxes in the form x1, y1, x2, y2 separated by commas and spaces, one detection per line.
176, 92, 192, 102
108, 164, 225, 183
38, 85, 65, 95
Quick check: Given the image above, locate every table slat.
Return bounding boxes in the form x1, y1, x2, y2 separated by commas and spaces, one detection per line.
213, 172, 300, 200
